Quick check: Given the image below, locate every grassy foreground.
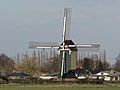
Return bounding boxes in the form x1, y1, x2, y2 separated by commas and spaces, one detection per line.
0, 83, 120, 90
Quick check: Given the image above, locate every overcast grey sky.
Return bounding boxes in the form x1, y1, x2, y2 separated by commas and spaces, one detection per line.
0, 0, 120, 64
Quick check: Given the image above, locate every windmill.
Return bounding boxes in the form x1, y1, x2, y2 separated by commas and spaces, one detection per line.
29, 8, 100, 79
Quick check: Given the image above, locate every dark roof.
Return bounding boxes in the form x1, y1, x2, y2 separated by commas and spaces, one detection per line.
63, 70, 77, 78
64, 40, 75, 45
9, 72, 30, 77
59, 40, 77, 51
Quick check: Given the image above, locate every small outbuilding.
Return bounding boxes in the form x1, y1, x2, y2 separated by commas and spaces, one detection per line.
8, 71, 31, 79
96, 70, 120, 82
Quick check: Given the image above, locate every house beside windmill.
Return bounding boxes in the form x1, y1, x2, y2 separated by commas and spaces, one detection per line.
96, 70, 120, 82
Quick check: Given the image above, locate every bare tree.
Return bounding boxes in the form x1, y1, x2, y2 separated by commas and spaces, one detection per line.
114, 54, 120, 72
0, 53, 15, 74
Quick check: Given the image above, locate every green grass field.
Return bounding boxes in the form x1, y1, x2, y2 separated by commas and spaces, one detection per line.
0, 83, 120, 90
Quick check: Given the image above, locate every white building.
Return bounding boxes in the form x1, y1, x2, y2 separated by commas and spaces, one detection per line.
96, 70, 120, 82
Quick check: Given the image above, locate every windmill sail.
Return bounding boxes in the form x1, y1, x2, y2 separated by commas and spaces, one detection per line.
62, 8, 71, 42
29, 41, 59, 49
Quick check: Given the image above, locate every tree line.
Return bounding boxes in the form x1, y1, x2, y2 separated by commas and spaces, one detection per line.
0, 50, 120, 76
14, 50, 59, 76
